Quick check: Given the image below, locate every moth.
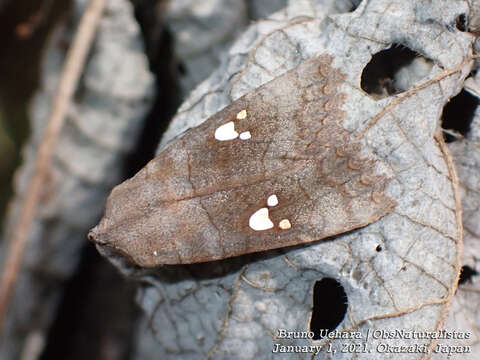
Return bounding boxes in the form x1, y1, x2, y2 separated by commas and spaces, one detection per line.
88, 54, 396, 267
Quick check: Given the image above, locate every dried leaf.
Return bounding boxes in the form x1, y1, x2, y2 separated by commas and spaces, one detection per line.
439, 84, 480, 359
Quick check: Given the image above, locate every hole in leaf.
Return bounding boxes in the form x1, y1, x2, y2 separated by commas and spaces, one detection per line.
376, 245, 382, 252
309, 278, 348, 340
361, 44, 433, 99
458, 265, 478, 285
349, 0, 363, 11
335, 0, 362, 13
456, 14, 467, 32
441, 89, 479, 142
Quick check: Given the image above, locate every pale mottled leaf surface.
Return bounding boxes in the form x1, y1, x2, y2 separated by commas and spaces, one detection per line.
437, 78, 480, 359
120, 0, 472, 359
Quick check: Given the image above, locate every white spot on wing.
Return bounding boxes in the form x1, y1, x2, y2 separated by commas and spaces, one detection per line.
267, 194, 278, 207
236, 109, 247, 119
239, 131, 251, 140
153, 250, 158, 256
279, 219, 291, 230
215, 121, 238, 141
249, 208, 274, 231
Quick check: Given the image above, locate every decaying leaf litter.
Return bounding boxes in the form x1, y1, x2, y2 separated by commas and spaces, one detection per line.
2, 0, 480, 359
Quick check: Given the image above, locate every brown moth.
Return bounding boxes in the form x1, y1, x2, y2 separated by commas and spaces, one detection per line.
88, 55, 397, 267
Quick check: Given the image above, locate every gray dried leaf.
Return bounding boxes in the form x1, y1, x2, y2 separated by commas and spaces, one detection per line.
439, 82, 480, 359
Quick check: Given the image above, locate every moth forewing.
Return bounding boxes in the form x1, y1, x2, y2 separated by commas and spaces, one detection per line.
88, 54, 396, 267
